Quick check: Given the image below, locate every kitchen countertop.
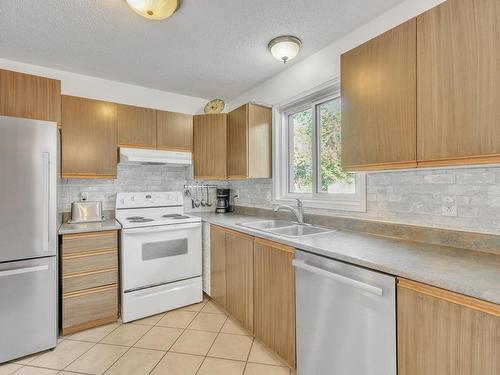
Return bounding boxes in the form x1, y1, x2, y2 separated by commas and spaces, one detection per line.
194, 212, 500, 305
58, 219, 122, 235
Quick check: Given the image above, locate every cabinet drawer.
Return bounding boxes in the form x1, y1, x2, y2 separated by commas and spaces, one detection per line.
62, 250, 117, 275
62, 231, 117, 255
62, 268, 118, 294
62, 285, 118, 331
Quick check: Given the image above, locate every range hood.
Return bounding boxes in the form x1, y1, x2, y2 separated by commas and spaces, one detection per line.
119, 147, 192, 165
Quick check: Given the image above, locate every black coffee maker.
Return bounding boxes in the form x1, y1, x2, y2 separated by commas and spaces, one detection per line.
216, 188, 230, 213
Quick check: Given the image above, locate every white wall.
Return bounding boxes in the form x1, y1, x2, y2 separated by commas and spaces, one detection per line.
0, 58, 208, 114
228, 0, 444, 110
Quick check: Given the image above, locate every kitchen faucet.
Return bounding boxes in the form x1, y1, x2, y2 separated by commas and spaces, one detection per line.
273, 198, 304, 224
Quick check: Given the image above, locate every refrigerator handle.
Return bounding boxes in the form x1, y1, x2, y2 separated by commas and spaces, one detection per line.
0, 265, 49, 278
292, 259, 384, 296
42, 152, 50, 253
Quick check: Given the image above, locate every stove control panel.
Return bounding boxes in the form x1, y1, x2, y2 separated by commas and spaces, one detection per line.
116, 191, 183, 209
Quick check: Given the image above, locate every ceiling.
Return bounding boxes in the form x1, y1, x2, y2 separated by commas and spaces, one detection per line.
0, 0, 406, 100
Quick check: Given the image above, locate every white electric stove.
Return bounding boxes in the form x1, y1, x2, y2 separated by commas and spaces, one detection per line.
116, 192, 202, 323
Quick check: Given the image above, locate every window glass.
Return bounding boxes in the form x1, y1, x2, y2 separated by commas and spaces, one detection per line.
289, 109, 313, 193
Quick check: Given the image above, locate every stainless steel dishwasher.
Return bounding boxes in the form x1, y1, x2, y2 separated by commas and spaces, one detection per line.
293, 250, 396, 375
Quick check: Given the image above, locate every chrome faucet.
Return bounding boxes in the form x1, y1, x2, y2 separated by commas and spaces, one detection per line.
273, 199, 304, 224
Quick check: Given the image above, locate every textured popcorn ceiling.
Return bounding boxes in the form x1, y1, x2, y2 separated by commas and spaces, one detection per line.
0, 0, 405, 99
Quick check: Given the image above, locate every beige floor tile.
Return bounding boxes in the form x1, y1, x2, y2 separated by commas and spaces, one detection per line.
248, 341, 287, 366
13, 352, 44, 365
201, 301, 226, 314
156, 310, 197, 329
65, 344, 128, 375
150, 352, 204, 375
58, 372, 87, 375
100, 324, 150, 346
28, 340, 94, 370
0, 363, 22, 375
208, 333, 253, 361
244, 363, 290, 375
65, 323, 121, 343
131, 313, 165, 326
197, 357, 245, 375
188, 312, 227, 332
103, 348, 164, 375
170, 330, 217, 356
14, 366, 59, 374
134, 326, 183, 351
180, 300, 206, 312
221, 318, 252, 336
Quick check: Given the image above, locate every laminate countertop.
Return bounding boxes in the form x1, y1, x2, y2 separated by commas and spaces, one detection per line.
58, 219, 122, 235
194, 212, 500, 305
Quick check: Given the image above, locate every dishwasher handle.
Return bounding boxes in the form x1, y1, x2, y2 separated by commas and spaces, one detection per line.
292, 259, 384, 296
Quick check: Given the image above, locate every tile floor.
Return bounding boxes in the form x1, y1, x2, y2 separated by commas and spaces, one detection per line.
0, 297, 294, 375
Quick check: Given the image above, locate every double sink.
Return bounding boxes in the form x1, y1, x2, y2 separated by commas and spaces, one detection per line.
239, 219, 332, 238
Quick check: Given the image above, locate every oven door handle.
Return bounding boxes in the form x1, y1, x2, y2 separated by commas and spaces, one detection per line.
123, 223, 201, 234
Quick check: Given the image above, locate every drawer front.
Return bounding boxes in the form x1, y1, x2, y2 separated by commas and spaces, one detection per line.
62, 231, 117, 255
63, 250, 117, 275
62, 268, 118, 294
62, 285, 118, 329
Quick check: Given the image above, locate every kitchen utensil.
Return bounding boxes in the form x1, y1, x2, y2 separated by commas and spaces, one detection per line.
206, 186, 212, 207
200, 185, 207, 207
194, 185, 201, 208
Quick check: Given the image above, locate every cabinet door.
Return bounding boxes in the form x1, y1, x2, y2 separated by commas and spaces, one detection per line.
397, 279, 500, 375
417, 0, 500, 166
227, 104, 248, 178
0, 69, 61, 123
341, 19, 417, 171
248, 104, 272, 178
225, 230, 254, 332
157, 110, 193, 151
254, 238, 296, 368
210, 226, 226, 308
61, 96, 117, 179
193, 114, 227, 179
117, 104, 156, 148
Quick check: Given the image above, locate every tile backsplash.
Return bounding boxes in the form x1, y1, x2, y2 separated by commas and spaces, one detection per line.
228, 167, 500, 235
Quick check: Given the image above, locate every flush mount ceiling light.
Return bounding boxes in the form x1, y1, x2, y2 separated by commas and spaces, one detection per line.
268, 35, 302, 64
126, 0, 180, 20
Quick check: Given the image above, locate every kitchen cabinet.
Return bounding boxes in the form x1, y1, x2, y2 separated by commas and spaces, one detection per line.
417, 0, 500, 167
61, 95, 118, 179
253, 238, 296, 368
193, 114, 227, 179
225, 230, 254, 332
117, 104, 156, 148
0, 69, 61, 124
227, 103, 272, 179
210, 225, 226, 308
397, 278, 500, 375
341, 19, 417, 171
157, 110, 193, 151
61, 231, 119, 335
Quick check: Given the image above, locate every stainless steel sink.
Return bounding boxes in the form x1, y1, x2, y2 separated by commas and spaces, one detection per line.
238, 220, 331, 237
268, 224, 331, 237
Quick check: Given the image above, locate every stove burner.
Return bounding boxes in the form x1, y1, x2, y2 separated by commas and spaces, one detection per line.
126, 216, 145, 220
128, 218, 154, 223
162, 214, 183, 218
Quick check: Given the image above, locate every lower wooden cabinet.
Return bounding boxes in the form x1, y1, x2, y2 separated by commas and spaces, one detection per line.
253, 238, 296, 368
397, 278, 500, 375
210, 225, 226, 308
61, 231, 119, 335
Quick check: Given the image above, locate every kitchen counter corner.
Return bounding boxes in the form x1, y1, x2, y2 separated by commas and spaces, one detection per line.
58, 219, 122, 235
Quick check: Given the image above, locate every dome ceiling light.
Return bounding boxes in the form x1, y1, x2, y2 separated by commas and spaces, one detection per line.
268, 35, 302, 64
126, 0, 180, 20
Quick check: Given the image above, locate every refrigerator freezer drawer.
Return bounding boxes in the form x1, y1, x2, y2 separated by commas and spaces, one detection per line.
0, 257, 57, 363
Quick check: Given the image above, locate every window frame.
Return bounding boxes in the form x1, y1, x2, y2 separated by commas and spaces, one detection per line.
273, 80, 366, 212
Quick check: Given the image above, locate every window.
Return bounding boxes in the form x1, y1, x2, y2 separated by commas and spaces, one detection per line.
273, 82, 366, 211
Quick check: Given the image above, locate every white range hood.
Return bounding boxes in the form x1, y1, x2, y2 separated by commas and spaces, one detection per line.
119, 147, 192, 165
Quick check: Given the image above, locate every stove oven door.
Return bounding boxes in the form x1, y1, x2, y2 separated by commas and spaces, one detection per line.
121, 222, 202, 292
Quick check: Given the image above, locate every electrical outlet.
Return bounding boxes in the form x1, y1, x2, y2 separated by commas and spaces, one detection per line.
81, 192, 89, 202
441, 203, 457, 217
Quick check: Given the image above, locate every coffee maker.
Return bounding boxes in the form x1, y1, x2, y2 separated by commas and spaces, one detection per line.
216, 188, 230, 213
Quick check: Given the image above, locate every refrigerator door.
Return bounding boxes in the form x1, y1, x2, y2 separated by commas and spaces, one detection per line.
0, 256, 57, 363
0, 116, 57, 262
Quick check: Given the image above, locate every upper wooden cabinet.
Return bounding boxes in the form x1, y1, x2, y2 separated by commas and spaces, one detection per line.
397, 278, 500, 375
227, 103, 272, 179
61, 96, 118, 179
157, 110, 193, 151
117, 104, 156, 148
0, 69, 61, 124
193, 114, 227, 179
341, 19, 417, 171
417, 0, 500, 166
